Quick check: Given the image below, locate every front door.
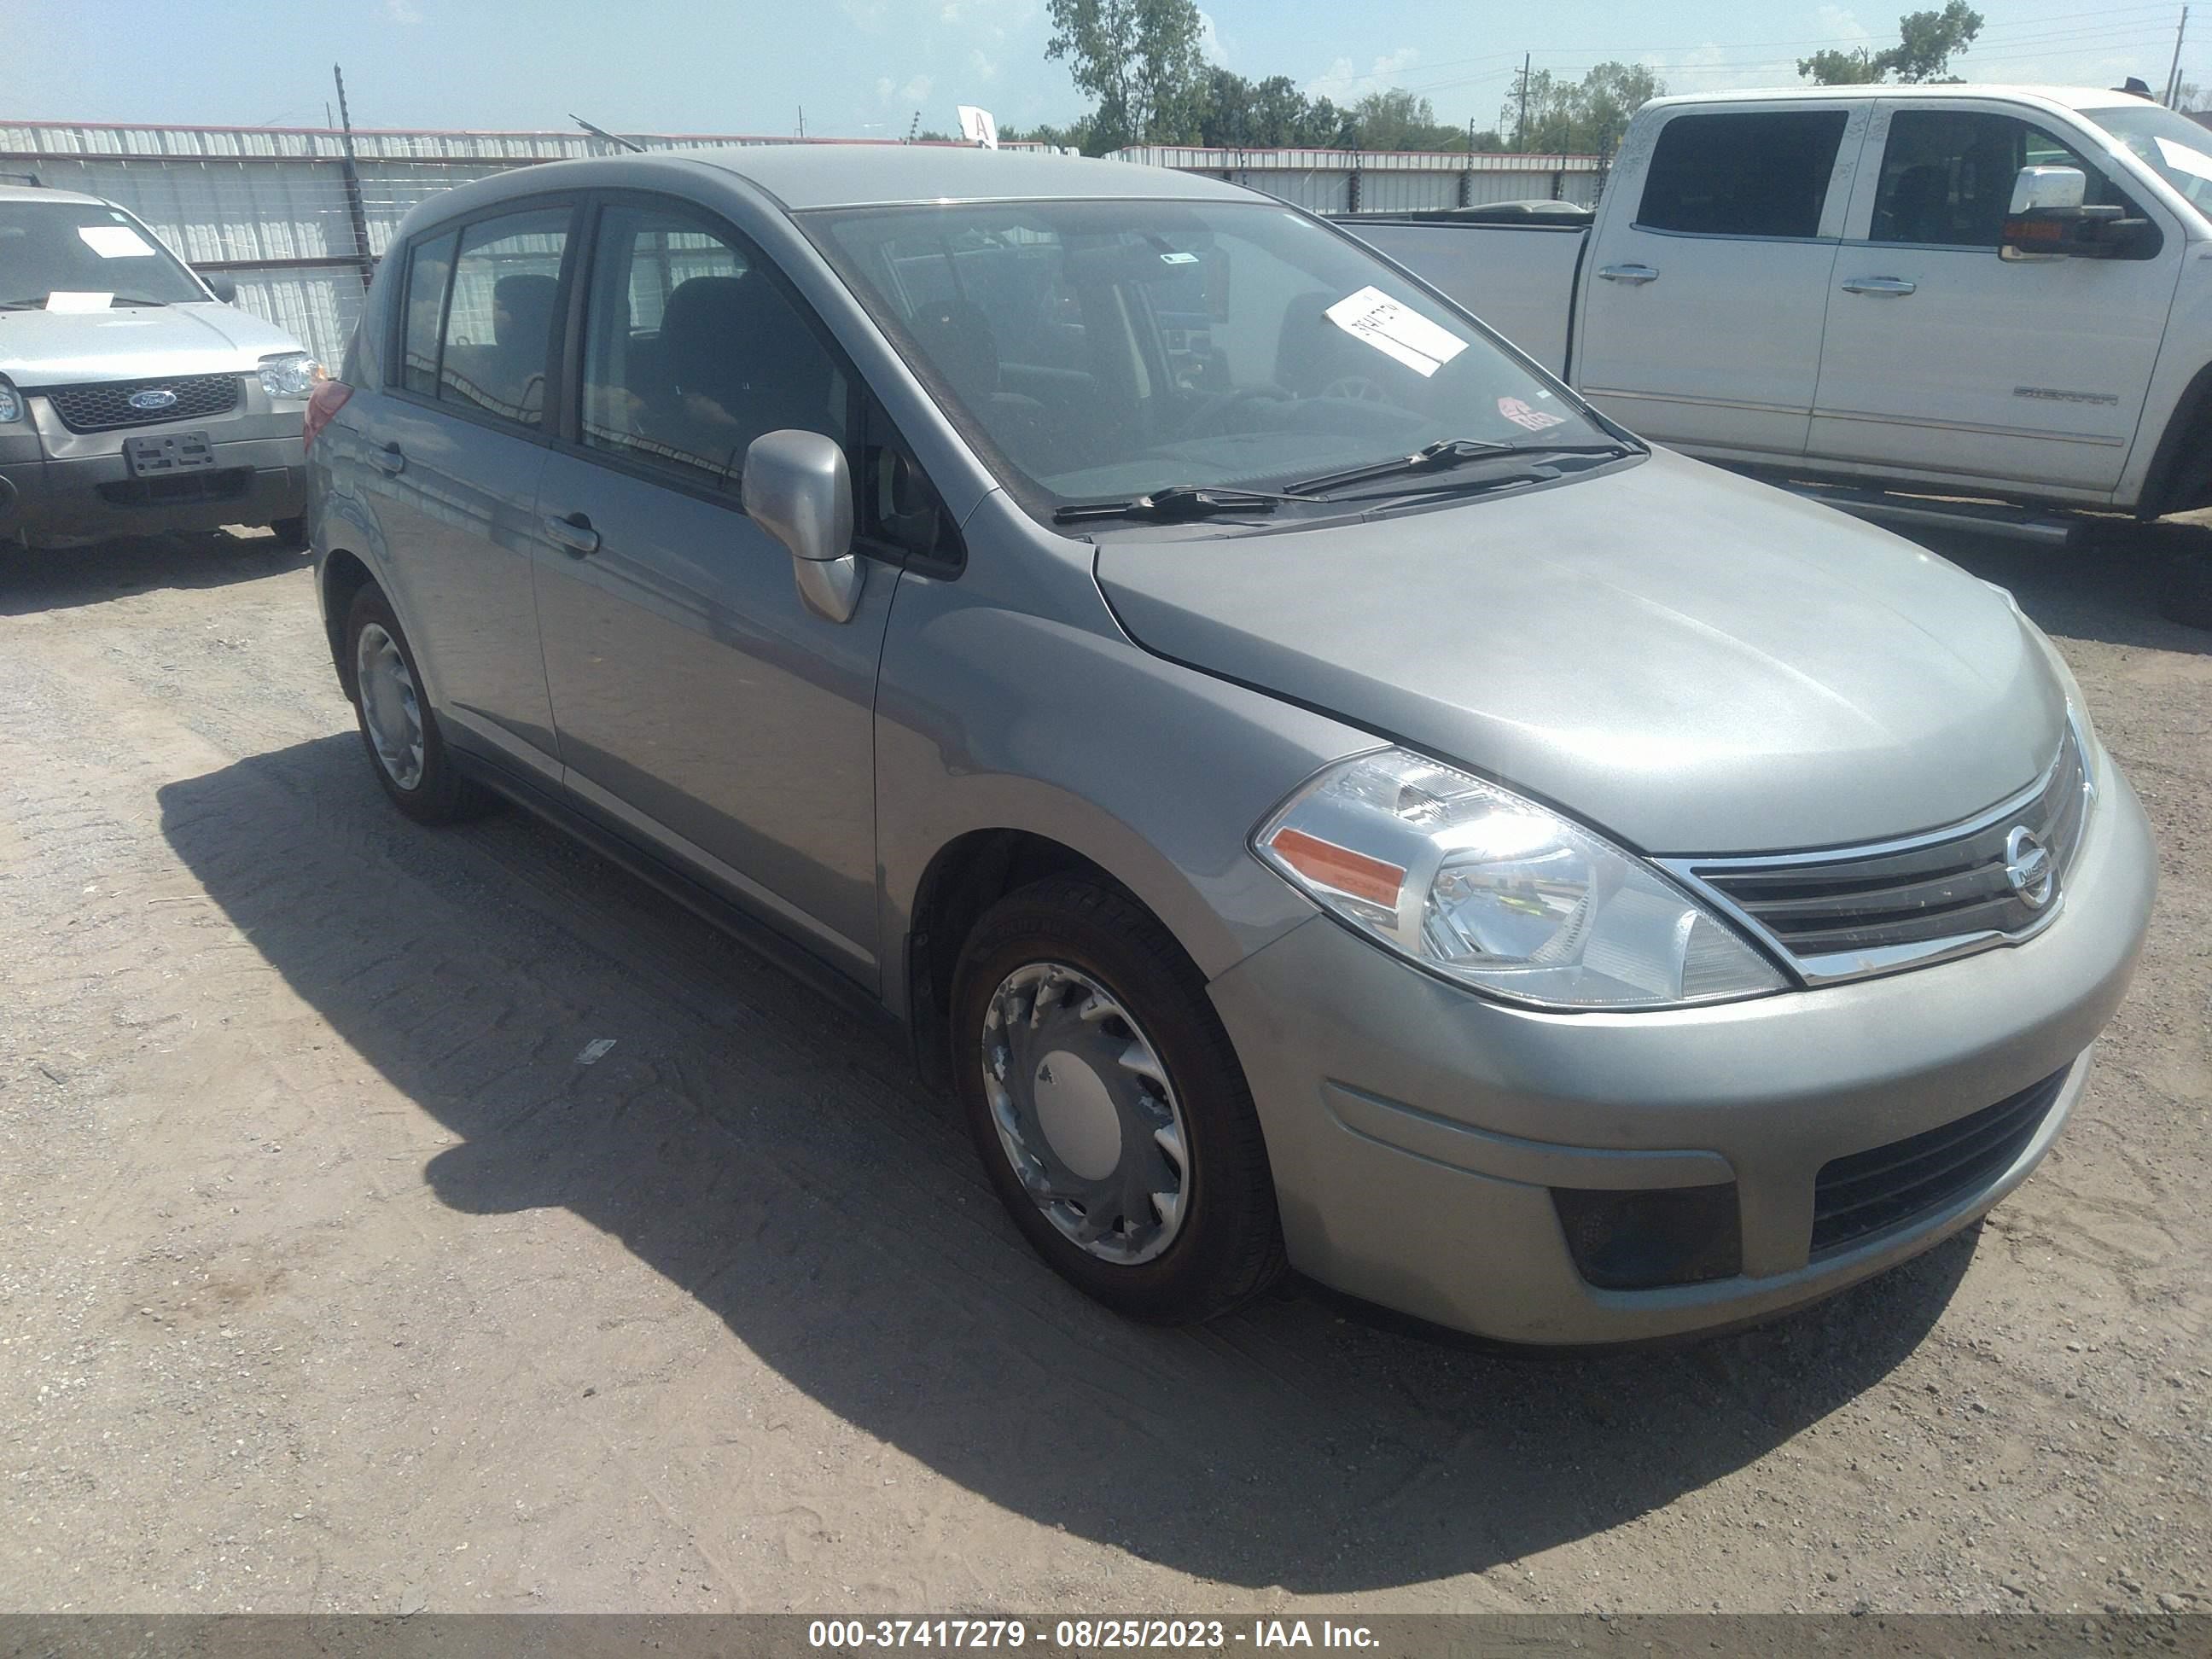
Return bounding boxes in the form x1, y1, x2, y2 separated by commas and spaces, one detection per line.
1810, 100, 2183, 494
1575, 102, 1859, 459
531, 198, 894, 984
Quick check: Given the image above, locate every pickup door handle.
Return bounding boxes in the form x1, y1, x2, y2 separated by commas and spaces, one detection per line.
1842, 276, 1918, 296
1596, 263, 1661, 285
541, 512, 601, 556
372, 444, 405, 475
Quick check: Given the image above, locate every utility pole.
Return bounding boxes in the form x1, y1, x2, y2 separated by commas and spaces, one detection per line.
2166, 6, 2190, 106
1514, 54, 1531, 151
331, 65, 375, 289
797, 105, 806, 138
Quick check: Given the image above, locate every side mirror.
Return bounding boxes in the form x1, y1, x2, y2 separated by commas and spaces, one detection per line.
198, 271, 239, 304
2001, 165, 2137, 260
2010, 165, 2086, 215
742, 428, 863, 624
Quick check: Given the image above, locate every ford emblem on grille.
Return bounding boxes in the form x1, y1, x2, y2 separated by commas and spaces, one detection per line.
2005, 825, 2055, 908
126, 388, 179, 411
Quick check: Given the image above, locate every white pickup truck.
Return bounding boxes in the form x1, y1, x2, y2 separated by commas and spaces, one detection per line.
1351, 84, 2212, 538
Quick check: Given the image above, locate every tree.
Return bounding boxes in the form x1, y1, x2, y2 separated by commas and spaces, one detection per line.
1800, 3, 1983, 85
1504, 61, 1666, 153
1045, 0, 1209, 150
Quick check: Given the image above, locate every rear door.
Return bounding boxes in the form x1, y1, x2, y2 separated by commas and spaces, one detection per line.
529, 197, 899, 985
352, 202, 577, 781
1575, 102, 1860, 458
1809, 99, 2184, 494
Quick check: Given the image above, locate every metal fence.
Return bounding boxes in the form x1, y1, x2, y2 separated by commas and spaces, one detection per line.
2, 119, 1604, 365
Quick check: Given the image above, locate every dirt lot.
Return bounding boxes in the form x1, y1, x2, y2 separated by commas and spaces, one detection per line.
0, 520, 2205, 1616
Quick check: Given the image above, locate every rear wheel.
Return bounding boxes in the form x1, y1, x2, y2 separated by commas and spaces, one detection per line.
343, 584, 494, 824
951, 876, 1284, 1324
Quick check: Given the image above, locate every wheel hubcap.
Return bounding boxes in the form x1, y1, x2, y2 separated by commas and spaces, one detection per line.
355, 622, 425, 791
981, 962, 1190, 1265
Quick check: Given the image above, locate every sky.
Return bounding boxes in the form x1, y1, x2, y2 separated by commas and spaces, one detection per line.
1, 0, 2197, 138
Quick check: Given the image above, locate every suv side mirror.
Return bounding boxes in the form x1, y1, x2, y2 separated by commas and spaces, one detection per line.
743, 428, 864, 624
198, 271, 239, 304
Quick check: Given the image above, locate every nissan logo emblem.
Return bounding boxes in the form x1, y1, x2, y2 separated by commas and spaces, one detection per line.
2005, 825, 2054, 909
126, 388, 179, 411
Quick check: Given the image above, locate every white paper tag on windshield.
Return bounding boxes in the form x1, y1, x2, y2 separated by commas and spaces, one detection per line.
2155, 134, 2212, 183
78, 224, 155, 259
1323, 285, 1469, 377
45, 291, 114, 312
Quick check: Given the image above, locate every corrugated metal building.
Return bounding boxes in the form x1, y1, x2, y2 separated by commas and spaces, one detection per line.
2, 119, 1604, 364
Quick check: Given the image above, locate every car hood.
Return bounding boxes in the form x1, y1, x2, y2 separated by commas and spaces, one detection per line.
0, 302, 305, 385
1092, 451, 2068, 856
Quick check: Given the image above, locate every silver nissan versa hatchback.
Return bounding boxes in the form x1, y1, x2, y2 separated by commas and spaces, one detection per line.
306, 146, 2157, 1345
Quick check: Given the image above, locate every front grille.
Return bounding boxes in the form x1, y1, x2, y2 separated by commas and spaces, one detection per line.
1679, 724, 2090, 980
41, 373, 242, 434
1811, 1065, 2069, 1255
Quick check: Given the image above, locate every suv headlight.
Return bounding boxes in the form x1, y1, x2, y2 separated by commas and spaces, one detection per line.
258, 352, 324, 400
0, 380, 21, 423
1254, 749, 1788, 1010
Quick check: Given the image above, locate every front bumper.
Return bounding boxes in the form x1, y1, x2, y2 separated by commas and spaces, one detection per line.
1206, 764, 2157, 1344
0, 385, 306, 545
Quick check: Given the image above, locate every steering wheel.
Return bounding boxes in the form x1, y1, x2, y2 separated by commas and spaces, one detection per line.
1169, 382, 1291, 437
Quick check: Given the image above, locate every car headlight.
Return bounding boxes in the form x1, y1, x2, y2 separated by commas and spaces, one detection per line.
259, 352, 324, 400
1254, 749, 1788, 1010
0, 380, 21, 424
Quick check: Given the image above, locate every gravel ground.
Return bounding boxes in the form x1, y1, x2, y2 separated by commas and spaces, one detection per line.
0, 518, 2204, 1616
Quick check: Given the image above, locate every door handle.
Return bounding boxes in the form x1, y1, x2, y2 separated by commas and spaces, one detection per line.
1596, 263, 1661, 285
541, 512, 601, 556
1841, 276, 1917, 296
373, 444, 405, 475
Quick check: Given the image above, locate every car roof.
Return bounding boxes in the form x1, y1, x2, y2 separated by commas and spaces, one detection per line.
1641, 84, 2159, 115
650, 143, 1252, 210
0, 183, 109, 207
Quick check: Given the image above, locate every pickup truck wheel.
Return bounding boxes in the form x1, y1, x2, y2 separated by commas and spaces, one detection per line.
951, 876, 1285, 1324
343, 585, 495, 824
2163, 550, 2212, 630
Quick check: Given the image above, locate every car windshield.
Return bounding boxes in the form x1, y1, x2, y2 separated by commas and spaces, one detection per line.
2080, 102, 2212, 215
0, 199, 207, 308
801, 196, 1615, 514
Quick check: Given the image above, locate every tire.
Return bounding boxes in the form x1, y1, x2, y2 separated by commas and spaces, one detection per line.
342, 583, 495, 825
266, 515, 308, 549
2162, 551, 2212, 631
951, 876, 1284, 1324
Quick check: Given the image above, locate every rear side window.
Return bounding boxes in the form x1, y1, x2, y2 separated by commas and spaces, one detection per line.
577, 202, 848, 494
1638, 110, 1849, 239
438, 207, 572, 428
399, 230, 456, 396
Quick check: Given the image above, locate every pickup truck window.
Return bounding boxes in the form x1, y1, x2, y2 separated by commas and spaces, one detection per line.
1637, 110, 1848, 240
802, 198, 1612, 515
1871, 111, 2128, 247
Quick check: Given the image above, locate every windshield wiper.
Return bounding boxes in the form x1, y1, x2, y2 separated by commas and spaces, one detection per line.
1051, 484, 1323, 524
0, 299, 48, 311
108, 295, 172, 307
1291, 436, 1633, 498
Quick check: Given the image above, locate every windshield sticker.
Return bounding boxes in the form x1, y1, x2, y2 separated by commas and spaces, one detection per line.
1323, 285, 1469, 377
1498, 395, 1569, 432
1159, 250, 1199, 265
44, 291, 114, 312
77, 224, 156, 259
2155, 134, 2212, 183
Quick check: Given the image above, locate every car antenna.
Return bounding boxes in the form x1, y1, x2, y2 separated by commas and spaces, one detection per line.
571, 114, 647, 154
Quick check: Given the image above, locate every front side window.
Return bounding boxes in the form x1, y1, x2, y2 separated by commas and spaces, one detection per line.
1637, 110, 1848, 238
1871, 110, 2130, 247
437, 208, 570, 428
803, 198, 1614, 514
0, 200, 207, 310
578, 203, 848, 493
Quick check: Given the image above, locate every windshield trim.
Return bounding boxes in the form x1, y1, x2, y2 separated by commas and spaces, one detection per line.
795, 194, 1632, 538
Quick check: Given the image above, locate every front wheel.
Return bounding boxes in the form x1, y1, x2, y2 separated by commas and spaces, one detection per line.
343, 583, 494, 824
951, 876, 1284, 1324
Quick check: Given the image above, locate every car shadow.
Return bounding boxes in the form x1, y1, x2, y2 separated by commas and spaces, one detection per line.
158, 734, 1973, 1593
0, 526, 306, 617
1907, 519, 2210, 655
